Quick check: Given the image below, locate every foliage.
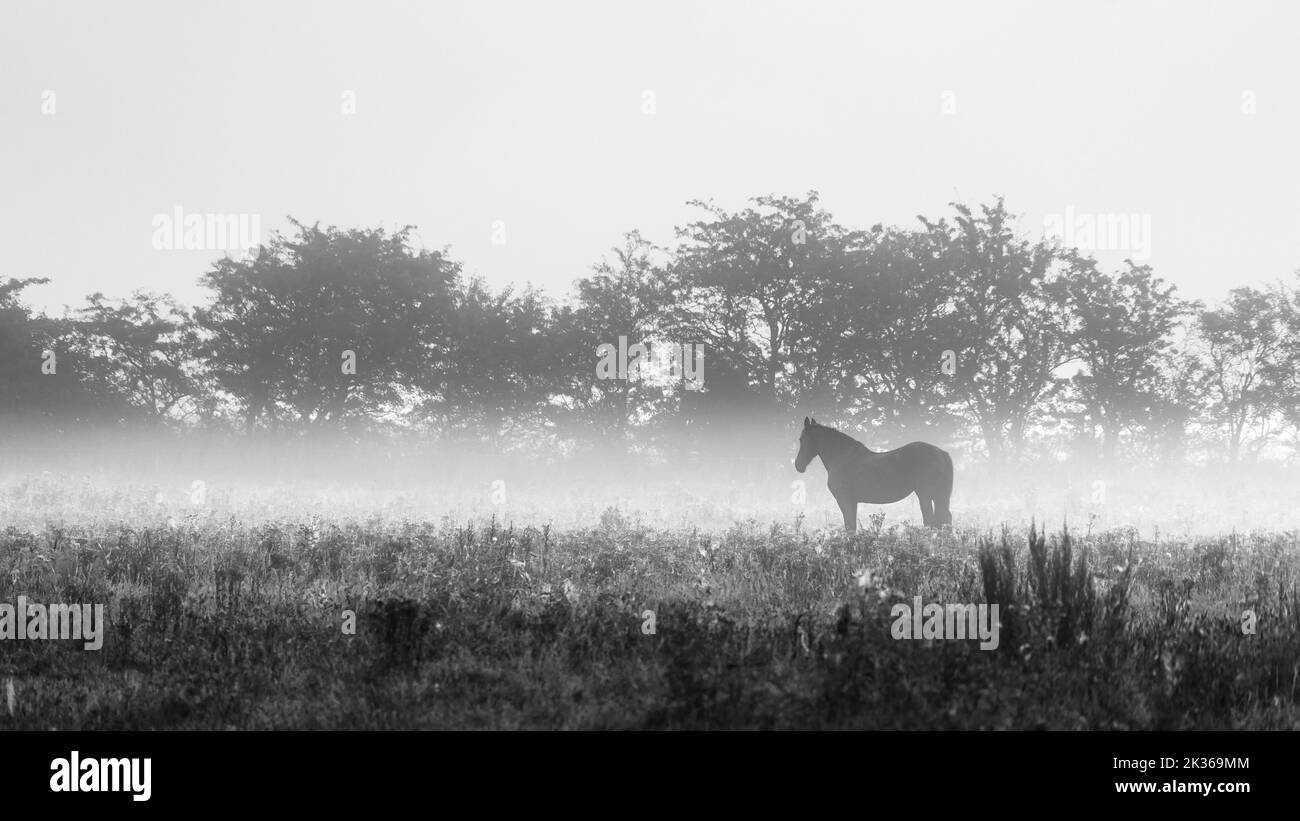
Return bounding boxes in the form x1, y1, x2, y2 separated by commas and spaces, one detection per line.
1, 508, 1294, 729
4, 197, 1300, 465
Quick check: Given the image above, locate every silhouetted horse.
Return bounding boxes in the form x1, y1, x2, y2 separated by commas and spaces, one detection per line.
794, 417, 952, 530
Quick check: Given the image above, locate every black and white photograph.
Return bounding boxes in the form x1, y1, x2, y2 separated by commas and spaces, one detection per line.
1, 0, 1294, 804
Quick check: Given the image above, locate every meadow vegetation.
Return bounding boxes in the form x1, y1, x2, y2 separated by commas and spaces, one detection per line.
2, 474, 1296, 730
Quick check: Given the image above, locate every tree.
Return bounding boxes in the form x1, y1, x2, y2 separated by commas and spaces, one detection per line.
1193, 285, 1293, 463
1276, 271, 1300, 455
1058, 256, 1191, 464
925, 199, 1070, 465
0, 277, 52, 418
1139, 347, 1207, 464
0, 277, 111, 427
551, 231, 675, 452
72, 291, 201, 422
671, 191, 849, 446
815, 224, 965, 443
424, 278, 560, 447
196, 219, 460, 433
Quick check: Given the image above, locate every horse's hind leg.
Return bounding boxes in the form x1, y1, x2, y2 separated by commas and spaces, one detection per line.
838, 498, 858, 532
934, 495, 952, 526
916, 493, 934, 526
932, 451, 954, 527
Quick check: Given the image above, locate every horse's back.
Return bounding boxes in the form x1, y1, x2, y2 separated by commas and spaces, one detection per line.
886, 440, 949, 465
829, 440, 950, 503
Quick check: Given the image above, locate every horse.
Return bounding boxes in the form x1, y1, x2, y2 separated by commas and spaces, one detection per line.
794, 416, 953, 530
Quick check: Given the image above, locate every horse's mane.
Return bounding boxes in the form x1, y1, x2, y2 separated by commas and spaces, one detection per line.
812, 422, 873, 454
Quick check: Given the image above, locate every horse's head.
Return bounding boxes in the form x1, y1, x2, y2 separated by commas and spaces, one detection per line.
794, 416, 820, 473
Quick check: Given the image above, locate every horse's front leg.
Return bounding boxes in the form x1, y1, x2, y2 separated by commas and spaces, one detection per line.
838, 497, 858, 532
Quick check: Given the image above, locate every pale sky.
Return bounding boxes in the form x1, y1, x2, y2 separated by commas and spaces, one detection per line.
2, 0, 1297, 315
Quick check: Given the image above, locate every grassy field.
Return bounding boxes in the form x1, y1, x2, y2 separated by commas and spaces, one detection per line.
2, 471, 1298, 730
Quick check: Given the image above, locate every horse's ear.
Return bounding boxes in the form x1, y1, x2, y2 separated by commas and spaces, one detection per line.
804, 416, 811, 427
812, 417, 818, 426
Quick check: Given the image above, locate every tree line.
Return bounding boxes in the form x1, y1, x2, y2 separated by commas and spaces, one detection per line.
3, 195, 1298, 467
